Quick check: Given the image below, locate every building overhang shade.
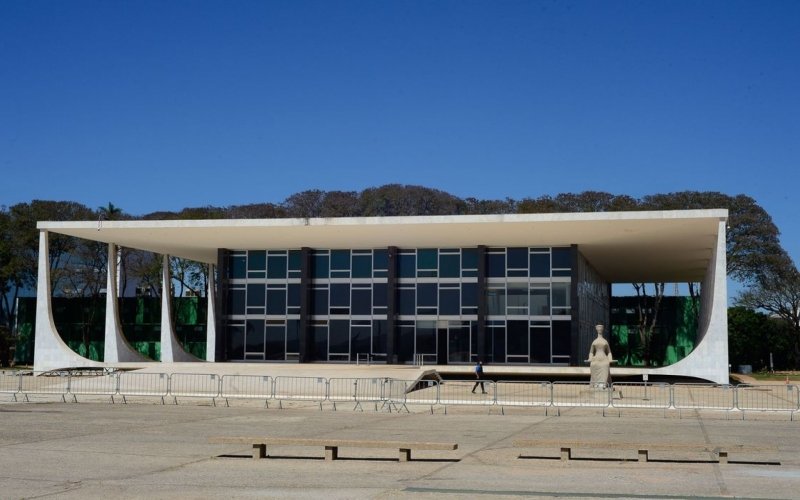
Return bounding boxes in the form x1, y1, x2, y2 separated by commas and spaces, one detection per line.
38, 209, 727, 283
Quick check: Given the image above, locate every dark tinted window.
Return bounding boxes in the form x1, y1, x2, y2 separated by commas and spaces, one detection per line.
552, 247, 572, 269
530, 253, 550, 277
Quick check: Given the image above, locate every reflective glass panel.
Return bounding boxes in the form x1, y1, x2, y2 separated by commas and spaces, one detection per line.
461, 283, 478, 307
439, 288, 460, 315
416, 321, 436, 354
312, 288, 328, 315
552, 247, 572, 269
552, 282, 571, 309
530, 288, 550, 315
373, 283, 387, 308
248, 251, 266, 271
267, 255, 287, 279
313, 254, 329, 279
417, 249, 437, 270
487, 253, 506, 278
506, 320, 528, 356
266, 288, 286, 315
373, 249, 388, 271
246, 319, 265, 353
461, 248, 478, 270
330, 283, 350, 307
398, 253, 416, 278
507, 247, 528, 269
313, 325, 328, 360
530, 253, 550, 277
352, 288, 371, 315
351, 324, 370, 357
329, 319, 349, 354
229, 288, 245, 315
372, 320, 387, 353
265, 324, 285, 360
487, 288, 506, 315
417, 283, 437, 307
227, 324, 244, 359
398, 287, 415, 316
552, 320, 571, 356
507, 282, 528, 310
286, 320, 300, 353
331, 250, 351, 270
530, 327, 550, 363
247, 284, 265, 307
439, 253, 460, 278
230, 255, 246, 279
352, 254, 372, 278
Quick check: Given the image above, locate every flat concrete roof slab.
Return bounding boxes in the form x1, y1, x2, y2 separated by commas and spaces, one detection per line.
39, 210, 727, 282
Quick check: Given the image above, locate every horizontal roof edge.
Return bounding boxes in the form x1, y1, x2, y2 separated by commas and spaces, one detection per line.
37, 209, 729, 230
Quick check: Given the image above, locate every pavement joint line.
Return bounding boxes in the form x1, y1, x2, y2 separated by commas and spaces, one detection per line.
403, 486, 793, 500
695, 410, 730, 497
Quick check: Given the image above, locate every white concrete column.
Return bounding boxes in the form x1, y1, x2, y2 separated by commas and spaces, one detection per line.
103, 243, 149, 363
160, 255, 201, 362
650, 220, 729, 384
33, 230, 101, 372
206, 264, 217, 362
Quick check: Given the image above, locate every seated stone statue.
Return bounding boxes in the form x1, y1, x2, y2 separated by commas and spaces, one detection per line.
587, 324, 613, 387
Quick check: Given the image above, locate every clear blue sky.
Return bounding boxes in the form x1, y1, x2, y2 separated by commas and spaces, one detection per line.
2, 1, 798, 265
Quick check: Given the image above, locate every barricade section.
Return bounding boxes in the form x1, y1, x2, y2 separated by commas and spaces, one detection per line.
327, 378, 385, 410
220, 375, 273, 404
736, 384, 799, 412
19, 371, 71, 401
672, 383, 735, 411
611, 382, 671, 409
273, 376, 328, 407
0, 371, 21, 400
118, 372, 169, 404
495, 381, 551, 407
68, 372, 119, 401
169, 373, 221, 405
402, 379, 439, 406
552, 382, 610, 408
437, 379, 495, 407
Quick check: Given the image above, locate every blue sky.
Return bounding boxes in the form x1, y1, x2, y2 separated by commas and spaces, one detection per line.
1, 1, 798, 267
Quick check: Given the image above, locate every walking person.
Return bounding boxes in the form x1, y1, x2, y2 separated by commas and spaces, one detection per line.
471, 361, 486, 394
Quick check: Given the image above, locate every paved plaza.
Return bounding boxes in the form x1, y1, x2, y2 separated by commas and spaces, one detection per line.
1, 392, 799, 499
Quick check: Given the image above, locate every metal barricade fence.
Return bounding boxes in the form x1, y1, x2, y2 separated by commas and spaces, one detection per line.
118, 372, 169, 404
495, 381, 552, 408
169, 373, 221, 405
437, 379, 495, 407
19, 371, 71, 402
735, 384, 800, 413
220, 375, 273, 406
0, 371, 21, 400
552, 382, 611, 409
67, 372, 119, 402
327, 378, 385, 410
611, 382, 671, 410
672, 383, 735, 411
273, 376, 328, 409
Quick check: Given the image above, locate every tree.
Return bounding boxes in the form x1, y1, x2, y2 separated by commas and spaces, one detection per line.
736, 256, 800, 368
728, 306, 793, 370
632, 282, 666, 367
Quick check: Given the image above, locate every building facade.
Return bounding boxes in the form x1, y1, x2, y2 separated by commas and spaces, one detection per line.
32, 210, 730, 383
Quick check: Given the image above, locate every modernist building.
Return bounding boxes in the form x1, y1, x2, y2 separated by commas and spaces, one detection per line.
33, 210, 729, 383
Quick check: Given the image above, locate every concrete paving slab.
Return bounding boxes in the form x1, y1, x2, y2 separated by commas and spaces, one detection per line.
0, 402, 798, 499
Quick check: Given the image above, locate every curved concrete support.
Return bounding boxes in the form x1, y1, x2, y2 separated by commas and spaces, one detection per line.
206, 264, 217, 362
649, 221, 729, 384
160, 256, 202, 362
33, 231, 102, 372
104, 244, 150, 363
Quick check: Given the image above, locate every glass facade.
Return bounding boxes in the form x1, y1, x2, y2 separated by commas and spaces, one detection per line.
223, 246, 573, 364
